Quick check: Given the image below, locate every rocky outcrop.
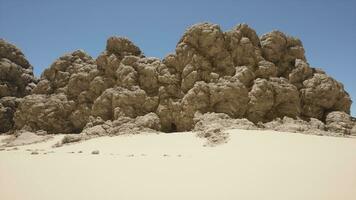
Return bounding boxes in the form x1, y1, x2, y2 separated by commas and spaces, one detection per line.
0, 40, 37, 133
1, 22, 354, 136
0, 39, 37, 98
0, 97, 21, 133
246, 77, 301, 123
263, 117, 328, 135
301, 74, 351, 119
193, 112, 256, 146
14, 94, 76, 133
325, 111, 354, 135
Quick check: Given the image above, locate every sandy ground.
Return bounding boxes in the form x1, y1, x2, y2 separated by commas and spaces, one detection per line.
1, 129, 356, 200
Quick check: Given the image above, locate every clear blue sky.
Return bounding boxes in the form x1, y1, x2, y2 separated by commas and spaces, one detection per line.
1, 0, 355, 116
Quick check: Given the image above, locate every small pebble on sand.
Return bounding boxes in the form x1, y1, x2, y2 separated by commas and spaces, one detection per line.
91, 150, 100, 155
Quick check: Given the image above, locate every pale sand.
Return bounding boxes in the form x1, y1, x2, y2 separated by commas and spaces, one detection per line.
1, 129, 356, 200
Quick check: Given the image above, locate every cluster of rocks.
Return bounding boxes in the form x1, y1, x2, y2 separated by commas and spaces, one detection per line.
0, 39, 37, 133
0, 23, 355, 140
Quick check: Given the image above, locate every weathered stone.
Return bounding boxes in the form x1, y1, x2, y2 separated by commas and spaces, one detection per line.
301, 74, 351, 119
2, 23, 353, 136
325, 111, 354, 134
0, 40, 37, 133
14, 94, 76, 133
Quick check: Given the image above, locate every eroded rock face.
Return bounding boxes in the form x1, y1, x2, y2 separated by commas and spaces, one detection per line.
20, 50, 99, 133
0, 40, 37, 98
247, 78, 300, 123
263, 116, 327, 135
301, 74, 351, 119
14, 94, 76, 133
0, 40, 37, 133
3, 22, 354, 135
325, 111, 354, 134
0, 97, 20, 133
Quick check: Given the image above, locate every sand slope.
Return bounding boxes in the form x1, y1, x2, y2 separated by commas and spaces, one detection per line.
1, 129, 356, 200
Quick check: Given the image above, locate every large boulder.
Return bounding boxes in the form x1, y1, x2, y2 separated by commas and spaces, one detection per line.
225, 24, 261, 67
33, 50, 98, 97
0, 40, 37, 98
14, 94, 76, 133
247, 78, 300, 123
29, 50, 99, 132
91, 86, 158, 121
301, 73, 351, 119
0, 39, 37, 133
260, 31, 306, 77
0, 97, 20, 133
325, 111, 354, 135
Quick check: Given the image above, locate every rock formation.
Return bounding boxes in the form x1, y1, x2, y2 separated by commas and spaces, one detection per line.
0, 23, 354, 136
0, 39, 37, 132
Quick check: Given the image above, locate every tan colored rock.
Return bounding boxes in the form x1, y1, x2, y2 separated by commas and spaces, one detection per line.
325, 111, 354, 134
4, 130, 51, 147
209, 77, 249, 118
247, 78, 300, 123
233, 66, 255, 87
194, 112, 256, 146
106, 37, 141, 57
0, 40, 37, 133
301, 74, 351, 119
176, 23, 235, 76
289, 59, 313, 89
0, 39, 31, 68
14, 94, 76, 133
225, 24, 261, 67
194, 112, 256, 131
260, 31, 305, 76
0, 39, 37, 98
4, 23, 353, 137
0, 97, 20, 133
135, 112, 161, 131
97, 37, 142, 78
269, 77, 301, 119
263, 116, 331, 135
351, 125, 356, 136
34, 50, 98, 97
158, 77, 249, 132
92, 86, 158, 121
255, 60, 277, 78
260, 31, 288, 63
0, 102, 13, 132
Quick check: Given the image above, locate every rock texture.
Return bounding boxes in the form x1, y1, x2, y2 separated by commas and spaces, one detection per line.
0, 40, 37, 133
1, 23, 354, 136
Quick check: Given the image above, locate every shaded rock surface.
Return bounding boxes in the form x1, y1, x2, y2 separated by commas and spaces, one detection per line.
325, 111, 354, 135
0, 40, 37, 133
1, 23, 354, 137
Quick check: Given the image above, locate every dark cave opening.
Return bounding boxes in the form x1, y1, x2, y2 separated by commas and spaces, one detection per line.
166, 123, 177, 133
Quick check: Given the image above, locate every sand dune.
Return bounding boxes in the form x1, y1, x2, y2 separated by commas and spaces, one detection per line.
1, 129, 356, 200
